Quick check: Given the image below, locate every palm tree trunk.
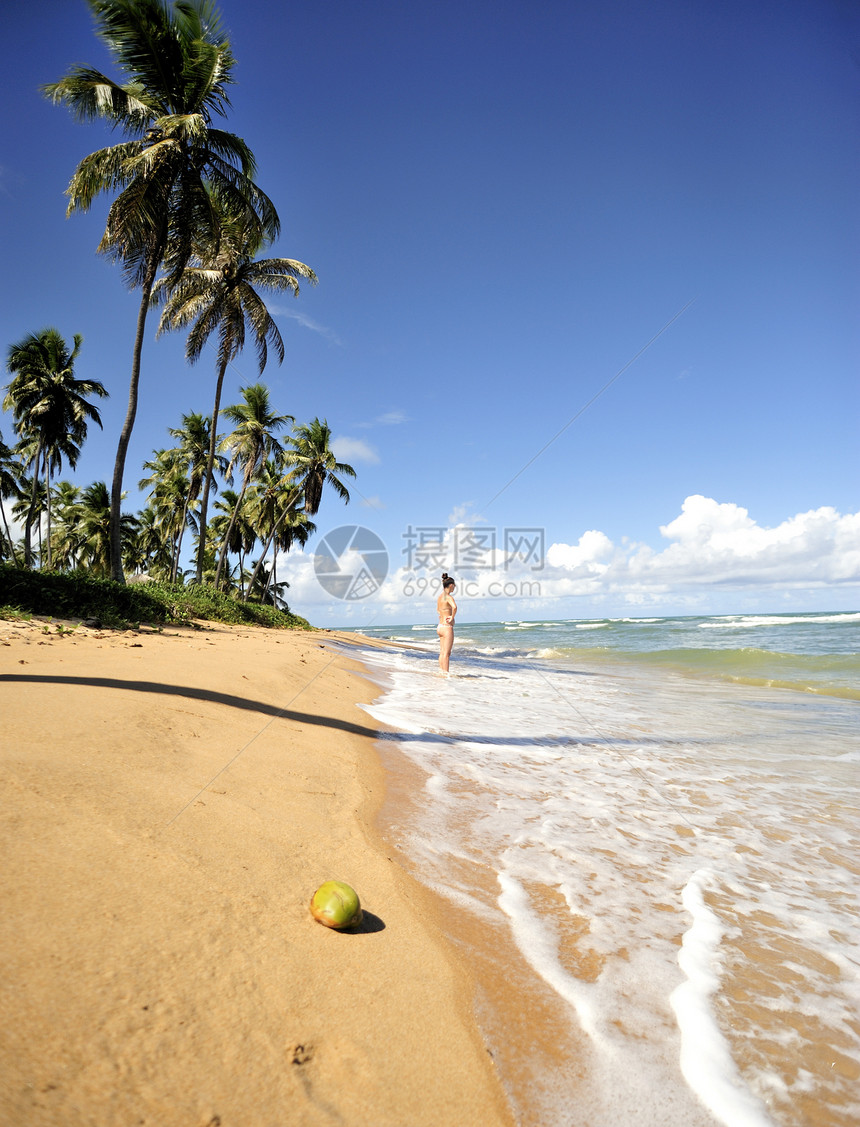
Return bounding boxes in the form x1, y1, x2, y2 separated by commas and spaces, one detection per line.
110, 248, 162, 585
171, 494, 190, 583
45, 472, 53, 570
246, 508, 290, 600
23, 441, 43, 569
0, 500, 20, 567
214, 481, 248, 589
195, 358, 229, 584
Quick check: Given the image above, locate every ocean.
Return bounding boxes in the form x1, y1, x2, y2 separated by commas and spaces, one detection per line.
344, 612, 859, 1127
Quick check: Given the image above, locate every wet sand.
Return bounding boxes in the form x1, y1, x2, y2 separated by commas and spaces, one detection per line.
0, 616, 513, 1127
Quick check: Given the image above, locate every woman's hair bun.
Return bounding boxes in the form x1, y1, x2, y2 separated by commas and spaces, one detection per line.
441, 572, 449, 580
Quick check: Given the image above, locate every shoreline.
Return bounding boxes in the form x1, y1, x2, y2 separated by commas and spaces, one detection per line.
0, 616, 514, 1127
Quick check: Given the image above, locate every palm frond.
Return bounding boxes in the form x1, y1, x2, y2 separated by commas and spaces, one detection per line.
42, 68, 154, 127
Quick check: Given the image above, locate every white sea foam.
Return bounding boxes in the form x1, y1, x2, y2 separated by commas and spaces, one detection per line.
700, 612, 860, 629
350, 625, 859, 1126
498, 871, 603, 1041
670, 870, 775, 1127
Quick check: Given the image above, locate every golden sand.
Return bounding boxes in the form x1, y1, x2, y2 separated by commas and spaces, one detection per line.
0, 616, 513, 1127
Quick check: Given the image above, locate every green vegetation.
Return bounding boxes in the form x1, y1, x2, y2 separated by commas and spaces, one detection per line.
3, 328, 107, 568
0, 0, 354, 625
0, 564, 310, 631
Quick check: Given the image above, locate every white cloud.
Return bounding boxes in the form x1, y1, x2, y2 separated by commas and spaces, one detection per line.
355, 409, 410, 429
546, 530, 613, 572
360, 495, 386, 510
551, 496, 860, 593
447, 502, 484, 527
273, 308, 343, 346
331, 436, 380, 465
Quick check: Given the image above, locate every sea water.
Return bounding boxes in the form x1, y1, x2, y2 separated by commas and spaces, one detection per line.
346, 613, 860, 1127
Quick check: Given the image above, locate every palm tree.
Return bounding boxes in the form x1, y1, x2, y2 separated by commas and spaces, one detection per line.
165, 412, 223, 581
0, 430, 25, 566
133, 503, 172, 578
154, 216, 315, 583
245, 460, 314, 602
44, 0, 279, 583
138, 447, 190, 577
214, 383, 292, 587
210, 488, 256, 595
49, 481, 83, 570
12, 478, 45, 563
246, 560, 290, 609
285, 418, 356, 515
76, 481, 139, 578
4, 329, 107, 568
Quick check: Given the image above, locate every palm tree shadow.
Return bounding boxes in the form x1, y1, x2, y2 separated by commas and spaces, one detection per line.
0, 673, 382, 741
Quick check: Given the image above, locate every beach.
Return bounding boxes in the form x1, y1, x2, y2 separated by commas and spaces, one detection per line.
0, 617, 513, 1127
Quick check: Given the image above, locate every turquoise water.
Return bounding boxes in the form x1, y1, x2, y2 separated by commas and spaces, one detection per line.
346, 612, 859, 1127
382, 611, 860, 699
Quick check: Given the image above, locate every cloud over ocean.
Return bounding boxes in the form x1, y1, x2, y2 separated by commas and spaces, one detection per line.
279, 495, 860, 625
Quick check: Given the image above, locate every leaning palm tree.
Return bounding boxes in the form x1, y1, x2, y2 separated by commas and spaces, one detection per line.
214, 383, 292, 587
154, 214, 316, 583
4, 328, 107, 568
285, 418, 356, 515
44, 0, 279, 583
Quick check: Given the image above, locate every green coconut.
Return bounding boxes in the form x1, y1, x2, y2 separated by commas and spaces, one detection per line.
309, 880, 363, 930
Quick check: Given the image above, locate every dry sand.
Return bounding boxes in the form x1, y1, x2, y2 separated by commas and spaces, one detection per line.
0, 616, 514, 1127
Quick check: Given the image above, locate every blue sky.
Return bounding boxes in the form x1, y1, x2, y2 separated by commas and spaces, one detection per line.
1, 0, 857, 626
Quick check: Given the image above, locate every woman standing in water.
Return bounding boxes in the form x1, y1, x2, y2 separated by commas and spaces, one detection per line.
436, 573, 457, 673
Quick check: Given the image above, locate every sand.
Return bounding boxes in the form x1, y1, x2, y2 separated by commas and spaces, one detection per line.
0, 615, 514, 1127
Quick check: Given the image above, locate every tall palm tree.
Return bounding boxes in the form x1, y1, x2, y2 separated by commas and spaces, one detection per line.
3, 328, 107, 568
154, 216, 315, 583
0, 430, 25, 566
285, 418, 356, 516
44, 0, 279, 583
215, 383, 292, 587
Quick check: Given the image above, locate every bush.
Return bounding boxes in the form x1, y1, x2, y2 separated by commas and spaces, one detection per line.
0, 565, 311, 630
